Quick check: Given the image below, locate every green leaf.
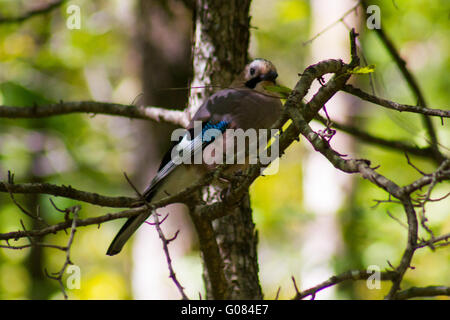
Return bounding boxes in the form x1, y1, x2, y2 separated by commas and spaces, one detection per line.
348, 65, 376, 75
0, 82, 52, 106
264, 85, 292, 99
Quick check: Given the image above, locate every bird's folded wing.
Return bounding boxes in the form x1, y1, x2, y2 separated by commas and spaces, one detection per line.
142, 120, 229, 200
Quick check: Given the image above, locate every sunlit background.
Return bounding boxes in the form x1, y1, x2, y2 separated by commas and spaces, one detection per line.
0, 0, 449, 299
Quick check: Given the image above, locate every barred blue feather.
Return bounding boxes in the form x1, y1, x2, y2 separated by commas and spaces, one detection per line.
202, 120, 229, 143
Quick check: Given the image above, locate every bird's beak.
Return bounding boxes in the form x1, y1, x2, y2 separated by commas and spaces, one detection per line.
261, 70, 278, 82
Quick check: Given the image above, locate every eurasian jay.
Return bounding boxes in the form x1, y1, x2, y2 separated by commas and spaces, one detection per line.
107, 58, 282, 256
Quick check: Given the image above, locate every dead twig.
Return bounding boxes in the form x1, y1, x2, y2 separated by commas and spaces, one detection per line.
44, 205, 80, 300
123, 173, 189, 300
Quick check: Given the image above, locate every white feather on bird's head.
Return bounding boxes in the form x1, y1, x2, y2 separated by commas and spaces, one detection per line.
231, 58, 279, 91
242, 58, 278, 89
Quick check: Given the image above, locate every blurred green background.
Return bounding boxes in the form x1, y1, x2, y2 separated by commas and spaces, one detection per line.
0, 0, 448, 299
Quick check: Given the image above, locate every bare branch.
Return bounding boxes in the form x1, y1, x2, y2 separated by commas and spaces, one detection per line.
0, 180, 137, 208
343, 84, 450, 118
416, 233, 450, 250
361, 0, 443, 161
0, 168, 217, 242
394, 286, 450, 300
404, 153, 427, 175
274, 287, 281, 300
0, 175, 212, 242
303, 1, 361, 46
293, 270, 397, 300
402, 160, 450, 195
0, 242, 66, 250
0, 101, 189, 127
123, 173, 189, 300
0, 0, 66, 24
0, 206, 145, 241
385, 197, 418, 299
152, 213, 188, 300
314, 115, 437, 161
44, 204, 79, 300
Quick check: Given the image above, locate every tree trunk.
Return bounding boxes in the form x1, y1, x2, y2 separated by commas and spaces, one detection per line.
26, 130, 55, 299
188, 0, 262, 300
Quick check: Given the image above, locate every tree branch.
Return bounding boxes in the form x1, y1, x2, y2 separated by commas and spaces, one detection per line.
402, 160, 450, 195
361, 1, 443, 161
44, 203, 79, 300
0, 171, 214, 241
385, 197, 418, 299
314, 114, 437, 161
416, 232, 450, 250
293, 269, 397, 300
293, 117, 449, 299
0, 0, 66, 24
342, 84, 450, 118
394, 286, 450, 300
123, 173, 189, 300
0, 206, 144, 241
0, 181, 137, 208
0, 101, 189, 127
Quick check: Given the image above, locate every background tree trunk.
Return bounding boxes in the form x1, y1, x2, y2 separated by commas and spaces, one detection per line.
25, 147, 53, 299
131, 0, 195, 299
188, 0, 262, 300
299, 0, 359, 298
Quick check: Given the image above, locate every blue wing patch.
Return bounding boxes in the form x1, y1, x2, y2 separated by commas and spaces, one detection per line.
202, 120, 229, 143
142, 120, 229, 201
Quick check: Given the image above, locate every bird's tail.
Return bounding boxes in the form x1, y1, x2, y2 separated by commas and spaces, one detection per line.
106, 184, 158, 256
106, 211, 151, 256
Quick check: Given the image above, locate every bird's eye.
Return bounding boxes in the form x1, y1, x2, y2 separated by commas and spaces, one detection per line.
250, 67, 256, 76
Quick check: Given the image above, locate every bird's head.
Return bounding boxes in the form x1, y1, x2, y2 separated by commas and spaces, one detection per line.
238, 58, 279, 90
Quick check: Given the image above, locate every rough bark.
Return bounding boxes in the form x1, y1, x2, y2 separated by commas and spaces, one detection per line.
188, 0, 262, 299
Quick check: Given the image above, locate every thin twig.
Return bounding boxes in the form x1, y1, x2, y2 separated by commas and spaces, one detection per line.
314, 115, 437, 161
343, 84, 450, 118
361, 0, 443, 162
293, 270, 397, 300
274, 286, 281, 300
123, 173, 189, 300
416, 233, 450, 250
303, 1, 361, 46
44, 205, 80, 300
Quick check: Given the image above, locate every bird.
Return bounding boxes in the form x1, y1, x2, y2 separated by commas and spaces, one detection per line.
106, 58, 283, 256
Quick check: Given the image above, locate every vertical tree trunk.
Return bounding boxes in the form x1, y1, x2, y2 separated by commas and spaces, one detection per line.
25, 174, 50, 299
188, 0, 262, 300
26, 131, 54, 299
